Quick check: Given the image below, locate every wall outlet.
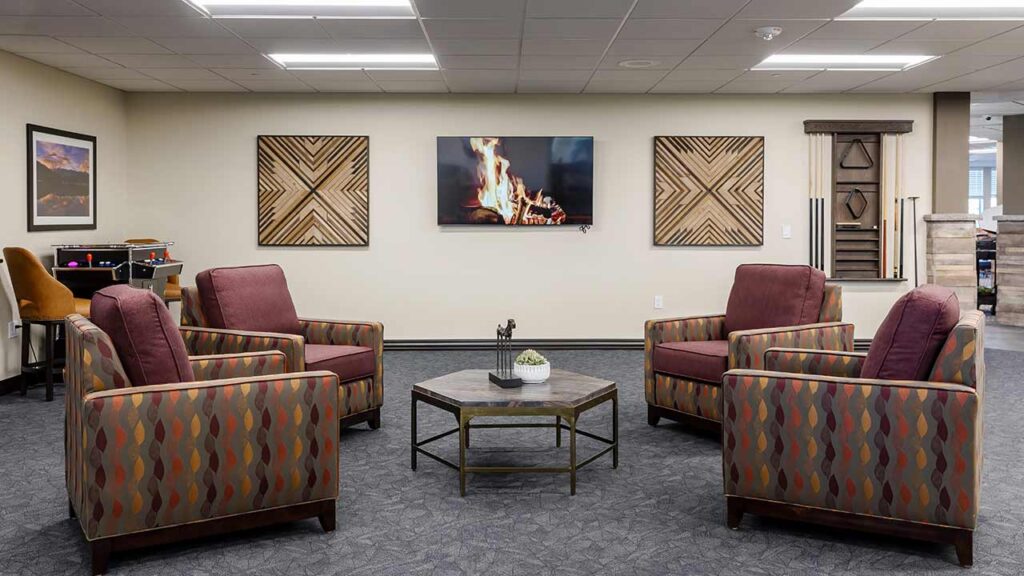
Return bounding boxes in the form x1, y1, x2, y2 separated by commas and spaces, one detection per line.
7, 321, 17, 340
654, 295, 664, 309
782, 224, 792, 239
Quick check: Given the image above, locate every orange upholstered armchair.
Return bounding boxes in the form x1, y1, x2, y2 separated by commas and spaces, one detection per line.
3, 247, 90, 401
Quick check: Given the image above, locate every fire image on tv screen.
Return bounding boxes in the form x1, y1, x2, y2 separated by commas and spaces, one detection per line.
437, 136, 593, 225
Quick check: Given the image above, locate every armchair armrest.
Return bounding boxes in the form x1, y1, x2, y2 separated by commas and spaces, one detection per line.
300, 318, 383, 348
763, 347, 866, 378
728, 322, 854, 370
645, 314, 726, 347
69, 371, 339, 541
179, 326, 305, 372
188, 350, 288, 380
721, 369, 980, 529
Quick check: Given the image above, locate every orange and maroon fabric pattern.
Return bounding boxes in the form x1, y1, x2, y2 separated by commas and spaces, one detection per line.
188, 351, 288, 381
928, 312, 985, 390
644, 314, 726, 406
301, 318, 384, 410
179, 326, 306, 372
764, 348, 866, 379
729, 322, 855, 370
818, 284, 843, 323
65, 315, 339, 542
180, 286, 207, 327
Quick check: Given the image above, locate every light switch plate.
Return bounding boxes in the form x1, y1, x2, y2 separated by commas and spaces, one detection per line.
7, 321, 17, 339
654, 295, 664, 309
782, 224, 792, 239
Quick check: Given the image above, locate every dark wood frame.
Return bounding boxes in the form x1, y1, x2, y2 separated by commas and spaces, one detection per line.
338, 405, 381, 430
830, 133, 884, 280
74, 498, 336, 575
803, 120, 914, 134
256, 134, 370, 247
27, 124, 98, 232
726, 495, 973, 567
652, 135, 766, 247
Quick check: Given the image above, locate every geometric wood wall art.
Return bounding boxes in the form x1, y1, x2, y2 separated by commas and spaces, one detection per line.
257, 135, 369, 246
653, 136, 764, 246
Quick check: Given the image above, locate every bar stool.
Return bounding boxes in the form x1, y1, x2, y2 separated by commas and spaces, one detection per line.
2, 247, 90, 401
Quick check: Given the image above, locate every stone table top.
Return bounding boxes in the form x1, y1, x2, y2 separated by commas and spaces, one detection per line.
413, 369, 616, 408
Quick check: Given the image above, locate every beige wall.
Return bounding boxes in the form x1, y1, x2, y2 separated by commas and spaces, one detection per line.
125, 92, 933, 343
0, 52, 129, 381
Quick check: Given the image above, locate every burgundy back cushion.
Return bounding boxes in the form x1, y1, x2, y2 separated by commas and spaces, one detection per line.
91, 285, 195, 386
862, 285, 960, 381
725, 264, 827, 333
196, 264, 302, 335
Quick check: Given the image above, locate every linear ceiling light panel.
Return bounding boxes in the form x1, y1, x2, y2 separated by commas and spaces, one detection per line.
841, 0, 1024, 20
185, 0, 414, 18
269, 53, 437, 70
753, 54, 936, 71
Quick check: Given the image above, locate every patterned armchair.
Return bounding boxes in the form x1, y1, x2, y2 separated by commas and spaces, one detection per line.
645, 264, 852, 433
722, 287, 983, 566
66, 310, 339, 575
179, 264, 383, 430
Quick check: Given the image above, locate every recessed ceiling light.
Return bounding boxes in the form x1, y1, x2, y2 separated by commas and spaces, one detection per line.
618, 59, 660, 68
752, 54, 936, 71
269, 53, 437, 70
841, 0, 1024, 20
184, 0, 414, 19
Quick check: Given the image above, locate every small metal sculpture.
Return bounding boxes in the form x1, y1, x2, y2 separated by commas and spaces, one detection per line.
489, 319, 523, 388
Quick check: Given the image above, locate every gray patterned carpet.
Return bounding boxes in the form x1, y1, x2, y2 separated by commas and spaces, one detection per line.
1, 349, 1022, 575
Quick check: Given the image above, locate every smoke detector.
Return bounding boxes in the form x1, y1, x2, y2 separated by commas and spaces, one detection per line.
755, 26, 783, 41
618, 59, 660, 69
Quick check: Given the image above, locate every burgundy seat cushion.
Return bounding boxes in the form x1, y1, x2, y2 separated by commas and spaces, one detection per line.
305, 344, 375, 382
653, 340, 729, 384
862, 285, 960, 381
91, 285, 195, 387
725, 264, 827, 333
196, 264, 301, 335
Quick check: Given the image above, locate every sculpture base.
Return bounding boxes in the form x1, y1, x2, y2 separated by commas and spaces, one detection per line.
489, 371, 523, 388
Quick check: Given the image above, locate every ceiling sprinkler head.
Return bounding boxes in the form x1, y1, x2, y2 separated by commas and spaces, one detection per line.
618, 59, 660, 69
755, 26, 783, 41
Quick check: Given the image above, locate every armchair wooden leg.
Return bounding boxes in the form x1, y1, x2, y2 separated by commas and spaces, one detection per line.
318, 501, 336, 533
647, 405, 661, 427
44, 322, 56, 402
726, 497, 744, 530
367, 407, 381, 430
90, 540, 111, 576
954, 531, 973, 567
69, 498, 76, 519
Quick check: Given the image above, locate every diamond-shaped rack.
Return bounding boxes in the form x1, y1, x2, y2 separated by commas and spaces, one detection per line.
844, 188, 868, 219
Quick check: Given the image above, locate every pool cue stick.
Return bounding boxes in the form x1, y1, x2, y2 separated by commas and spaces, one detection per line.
897, 134, 905, 279
880, 135, 887, 278
821, 134, 826, 272
809, 133, 815, 267
908, 196, 920, 286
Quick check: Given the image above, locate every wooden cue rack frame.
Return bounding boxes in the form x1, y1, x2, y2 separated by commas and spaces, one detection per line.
804, 120, 914, 280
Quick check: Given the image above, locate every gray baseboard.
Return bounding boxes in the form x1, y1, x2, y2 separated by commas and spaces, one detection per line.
385, 338, 873, 352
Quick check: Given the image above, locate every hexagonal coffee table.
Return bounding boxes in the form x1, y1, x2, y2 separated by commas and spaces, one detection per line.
411, 369, 618, 496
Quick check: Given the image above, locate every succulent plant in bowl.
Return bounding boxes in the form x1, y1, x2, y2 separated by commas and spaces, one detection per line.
514, 349, 551, 384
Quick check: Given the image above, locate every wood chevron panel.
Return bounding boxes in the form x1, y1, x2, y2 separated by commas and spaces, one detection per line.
653, 136, 764, 246
258, 135, 369, 246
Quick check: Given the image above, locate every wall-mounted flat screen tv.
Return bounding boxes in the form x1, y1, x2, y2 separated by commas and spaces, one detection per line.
437, 136, 594, 225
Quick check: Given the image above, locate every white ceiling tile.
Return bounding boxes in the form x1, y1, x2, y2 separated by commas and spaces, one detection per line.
59, 36, 172, 54
526, 0, 634, 18
780, 39, 885, 54
598, 54, 683, 70
447, 80, 517, 93
584, 80, 660, 93
320, 18, 424, 39
650, 80, 732, 93
74, 0, 199, 17
955, 38, 1024, 57
632, 0, 749, 19
289, 70, 371, 82
186, 54, 276, 68
104, 53, 200, 68
366, 69, 444, 82
64, 67, 154, 80
22, 52, 119, 67
446, 71, 517, 92
606, 39, 702, 56
524, 19, 620, 40
232, 79, 314, 92
245, 38, 340, 53
0, 1, 96, 16
99, 78, 180, 91
737, 69, 819, 82
971, 102, 1024, 115
694, 19, 827, 57
0, 16, 131, 36
736, 0, 861, 19
165, 79, 247, 92
901, 21, 1022, 42
716, 79, 796, 93
114, 17, 233, 37
805, 20, 924, 41
422, 19, 521, 39
519, 69, 592, 81
137, 67, 224, 81
520, 55, 601, 69
376, 80, 449, 92
870, 39, 974, 56
517, 79, 586, 92
308, 81, 382, 92
415, 0, 527, 19
431, 37, 520, 55
927, 58, 1024, 91
213, 67, 293, 80
850, 56, 1015, 92
438, 54, 519, 69
618, 19, 723, 40
333, 38, 431, 52
590, 70, 666, 83
677, 55, 762, 69
0, 35, 83, 53
661, 69, 745, 82
153, 37, 256, 55
521, 39, 608, 56
782, 70, 891, 93
217, 18, 329, 39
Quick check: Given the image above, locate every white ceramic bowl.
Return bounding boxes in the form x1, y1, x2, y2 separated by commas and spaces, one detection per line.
514, 361, 550, 384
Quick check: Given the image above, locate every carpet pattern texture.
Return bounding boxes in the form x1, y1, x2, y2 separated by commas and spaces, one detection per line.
1, 349, 1022, 575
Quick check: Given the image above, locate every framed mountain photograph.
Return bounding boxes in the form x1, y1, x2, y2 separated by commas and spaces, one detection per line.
27, 124, 97, 232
